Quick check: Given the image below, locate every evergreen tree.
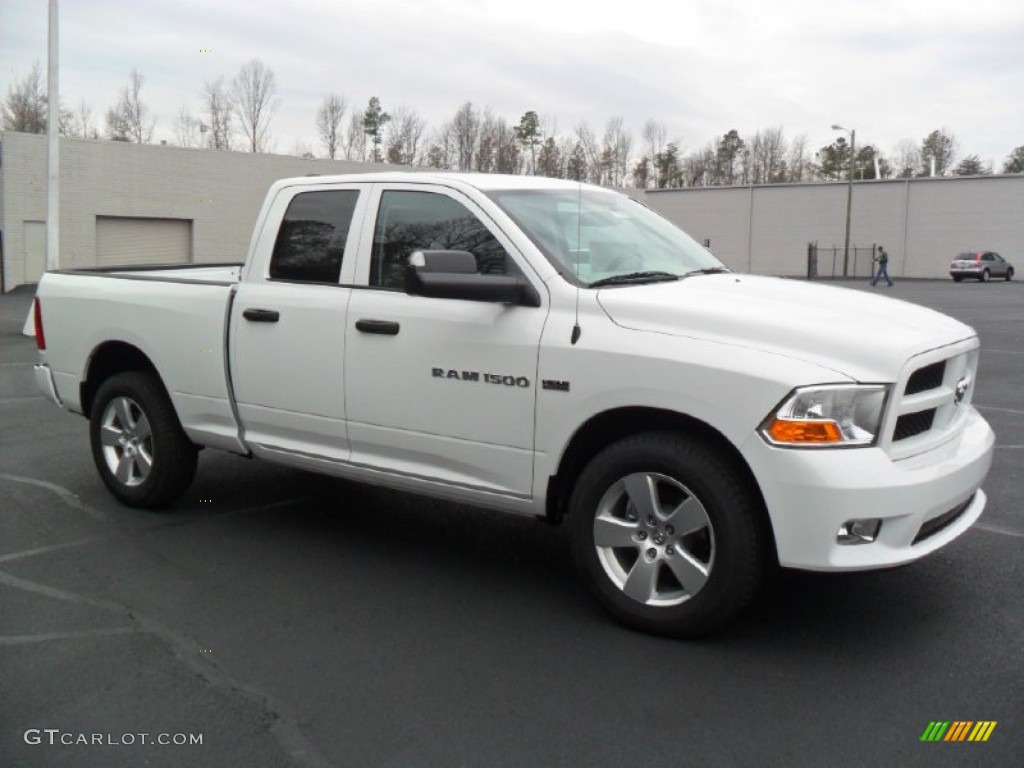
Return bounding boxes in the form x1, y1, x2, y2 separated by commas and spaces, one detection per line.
362, 96, 391, 163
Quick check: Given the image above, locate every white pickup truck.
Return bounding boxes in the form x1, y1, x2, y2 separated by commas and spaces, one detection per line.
33, 172, 994, 636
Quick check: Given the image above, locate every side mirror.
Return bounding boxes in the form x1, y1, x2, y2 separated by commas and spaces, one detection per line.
405, 250, 540, 307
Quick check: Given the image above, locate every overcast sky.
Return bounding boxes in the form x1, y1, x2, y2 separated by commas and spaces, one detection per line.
3, 0, 1023, 167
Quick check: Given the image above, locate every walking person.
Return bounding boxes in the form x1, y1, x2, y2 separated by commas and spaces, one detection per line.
872, 245, 893, 287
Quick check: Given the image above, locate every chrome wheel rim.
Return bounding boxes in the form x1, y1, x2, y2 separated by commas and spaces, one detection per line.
99, 396, 153, 487
593, 472, 715, 607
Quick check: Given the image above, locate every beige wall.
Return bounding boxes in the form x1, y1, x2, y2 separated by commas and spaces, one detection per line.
644, 175, 1024, 278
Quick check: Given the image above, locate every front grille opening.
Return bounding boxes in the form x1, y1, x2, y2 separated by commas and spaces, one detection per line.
894, 409, 936, 441
905, 361, 946, 395
913, 495, 974, 545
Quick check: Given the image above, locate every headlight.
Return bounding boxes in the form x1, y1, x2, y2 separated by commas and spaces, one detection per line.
760, 384, 890, 448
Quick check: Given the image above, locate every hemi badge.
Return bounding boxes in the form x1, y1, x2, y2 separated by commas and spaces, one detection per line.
542, 379, 570, 392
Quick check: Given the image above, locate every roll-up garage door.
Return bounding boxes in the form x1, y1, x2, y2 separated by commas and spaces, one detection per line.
96, 217, 192, 266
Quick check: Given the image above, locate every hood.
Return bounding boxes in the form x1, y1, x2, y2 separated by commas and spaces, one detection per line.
596, 274, 975, 381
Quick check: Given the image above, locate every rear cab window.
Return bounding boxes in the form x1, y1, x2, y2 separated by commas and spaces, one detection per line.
270, 190, 360, 283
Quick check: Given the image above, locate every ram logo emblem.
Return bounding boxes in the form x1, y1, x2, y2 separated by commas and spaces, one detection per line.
954, 375, 970, 406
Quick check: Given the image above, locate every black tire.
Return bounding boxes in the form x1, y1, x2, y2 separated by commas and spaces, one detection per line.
980, 269, 990, 283
568, 432, 769, 637
952, 276, 963, 282
89, 371, 197, 508
1006, 268, 1014, 282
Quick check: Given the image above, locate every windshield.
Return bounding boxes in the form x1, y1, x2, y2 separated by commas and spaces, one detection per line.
486, 188, 726, 286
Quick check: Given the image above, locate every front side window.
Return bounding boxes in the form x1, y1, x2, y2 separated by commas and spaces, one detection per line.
270, 190, 359, 283
371, 190, 515, 290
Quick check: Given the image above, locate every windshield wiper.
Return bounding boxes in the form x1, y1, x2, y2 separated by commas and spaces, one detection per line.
681, 266, 732, 277
588, 271, 681, 287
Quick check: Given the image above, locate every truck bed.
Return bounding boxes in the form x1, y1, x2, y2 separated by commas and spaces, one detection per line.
36, 265, 245, 454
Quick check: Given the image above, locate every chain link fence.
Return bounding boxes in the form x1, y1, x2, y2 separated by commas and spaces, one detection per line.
807, 242, 877, 280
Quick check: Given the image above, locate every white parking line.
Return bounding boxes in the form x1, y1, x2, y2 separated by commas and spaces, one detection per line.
0, 536, 107, 564
976, 405, 1024, 416
974, 523, 1024, 539
0, 474, 109, 523
0, 627, 138, 646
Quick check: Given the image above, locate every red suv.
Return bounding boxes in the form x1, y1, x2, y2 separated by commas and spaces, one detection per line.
950, 251, 1014, 282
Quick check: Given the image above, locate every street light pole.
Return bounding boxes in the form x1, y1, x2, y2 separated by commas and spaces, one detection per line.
832, 124, 855, 277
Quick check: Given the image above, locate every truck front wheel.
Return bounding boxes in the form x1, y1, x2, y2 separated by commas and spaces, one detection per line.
568, 432, 768, 637
89, 371, 197, 508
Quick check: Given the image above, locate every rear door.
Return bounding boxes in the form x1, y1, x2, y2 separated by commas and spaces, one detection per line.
230, 183, 370, 460
343, 183, 547, 497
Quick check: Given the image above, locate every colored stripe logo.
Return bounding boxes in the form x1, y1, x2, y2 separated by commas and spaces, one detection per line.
920, 721, 997, 742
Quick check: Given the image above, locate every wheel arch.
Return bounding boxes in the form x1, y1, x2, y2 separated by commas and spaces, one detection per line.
546, 407, 773, 546
81, 341, 163, 419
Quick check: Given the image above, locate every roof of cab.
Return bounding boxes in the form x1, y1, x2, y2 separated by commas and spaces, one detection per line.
269, 171, 606, 193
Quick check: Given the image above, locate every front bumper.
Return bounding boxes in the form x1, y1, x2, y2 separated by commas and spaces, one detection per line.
740, 407, 994, 570
34, 363, 63, 407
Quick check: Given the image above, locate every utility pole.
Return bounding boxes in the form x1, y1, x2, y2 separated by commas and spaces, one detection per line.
832, 124, 855, 277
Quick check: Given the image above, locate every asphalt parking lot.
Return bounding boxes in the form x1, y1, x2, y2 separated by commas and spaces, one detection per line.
2, 279, 1022, 767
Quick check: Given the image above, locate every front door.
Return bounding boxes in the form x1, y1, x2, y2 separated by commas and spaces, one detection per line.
344, 184, 547, 497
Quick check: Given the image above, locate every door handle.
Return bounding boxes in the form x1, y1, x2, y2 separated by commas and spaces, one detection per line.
355, 319, 400, 335
243, 308, 280, 323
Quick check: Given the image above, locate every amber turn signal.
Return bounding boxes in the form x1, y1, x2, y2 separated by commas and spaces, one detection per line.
765, 418, 842, 444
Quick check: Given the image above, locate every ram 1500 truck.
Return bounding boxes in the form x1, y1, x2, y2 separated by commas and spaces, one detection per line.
32, 173, 995, 636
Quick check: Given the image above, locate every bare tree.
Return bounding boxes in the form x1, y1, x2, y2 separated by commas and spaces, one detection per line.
106, 69, 154, 143
475, 109, 499, 173
343, 108, 366, 161
71, 100, 98, 139
290, 139, 315, 159
575, 122, 603, 183
451, 102, 480, 171
746, 127, 787, 184
786, 133, 810, 182
891, 139, 920, 178
316, 94, 347, 159
201, 77, 233, 150
682, 142, 717, 187
642, 119, 667, 186
493, 119, 521, 174
104, 104, 131, 141
2, 62, 47, 133
602, 117, 632, 187
174, 104, 200, 147
232, 59, 277, 152
385, 105, 426, 165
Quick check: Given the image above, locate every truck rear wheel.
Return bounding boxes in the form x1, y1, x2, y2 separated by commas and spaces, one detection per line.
568, 432, 768, 637
89, 371, 197, 508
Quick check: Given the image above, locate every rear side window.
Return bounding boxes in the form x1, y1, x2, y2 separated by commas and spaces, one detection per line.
370, 190, 516, 290
270, 190, 359, 283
